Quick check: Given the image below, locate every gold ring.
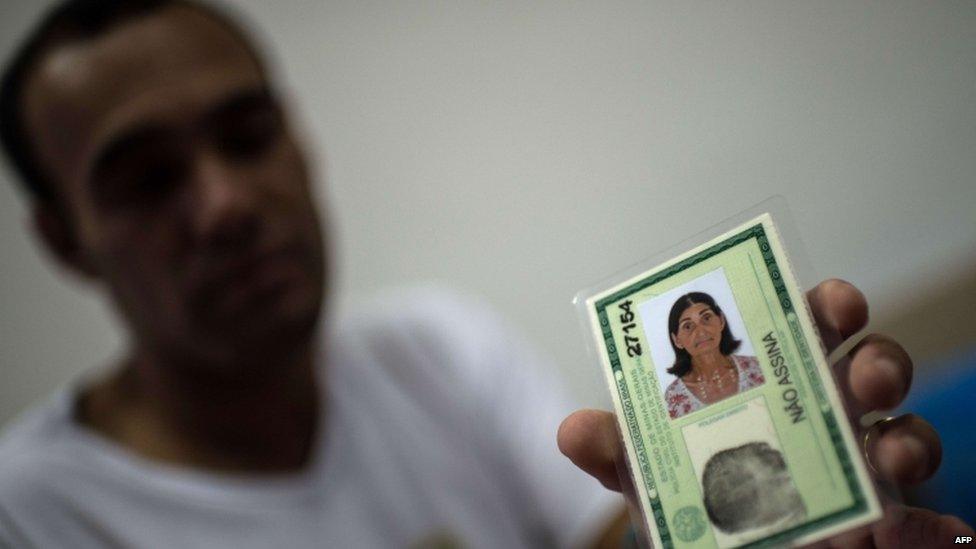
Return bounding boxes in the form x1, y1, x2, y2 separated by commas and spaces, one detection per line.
862, 414, 898, 475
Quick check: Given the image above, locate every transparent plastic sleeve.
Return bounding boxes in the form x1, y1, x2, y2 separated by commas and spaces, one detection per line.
573, 197, 883, 548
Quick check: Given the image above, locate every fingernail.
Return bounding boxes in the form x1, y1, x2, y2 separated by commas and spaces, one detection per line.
877, 358, 906, 401
900, 435, 929, 483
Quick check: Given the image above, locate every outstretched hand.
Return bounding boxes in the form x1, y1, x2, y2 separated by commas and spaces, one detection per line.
558, 279, 974, 548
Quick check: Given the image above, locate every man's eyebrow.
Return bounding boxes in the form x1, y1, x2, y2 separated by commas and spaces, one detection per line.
90, 125, 170, 179
87, 86, 277, 179
204, 85, 279, 124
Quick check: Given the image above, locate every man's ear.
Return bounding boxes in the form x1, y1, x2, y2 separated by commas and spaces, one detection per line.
31, 203, 98, 279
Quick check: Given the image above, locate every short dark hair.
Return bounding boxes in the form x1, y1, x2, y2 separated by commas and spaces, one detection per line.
0, 0, 259, 205
666, 291, 741, 378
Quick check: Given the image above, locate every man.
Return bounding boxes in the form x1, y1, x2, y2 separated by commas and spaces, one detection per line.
0, 1, 969, 547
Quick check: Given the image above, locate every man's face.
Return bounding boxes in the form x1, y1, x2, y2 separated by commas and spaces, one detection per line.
23, 6, 326, 369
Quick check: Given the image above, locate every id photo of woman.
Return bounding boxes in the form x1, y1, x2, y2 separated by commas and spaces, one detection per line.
637, 268, 765, 419
664, 291, 765, 419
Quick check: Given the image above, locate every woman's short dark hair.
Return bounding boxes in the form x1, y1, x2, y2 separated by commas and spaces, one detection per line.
666, 291, 741, 378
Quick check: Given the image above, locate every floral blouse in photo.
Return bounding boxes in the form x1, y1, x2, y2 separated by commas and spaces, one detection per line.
664, 354, 765, 419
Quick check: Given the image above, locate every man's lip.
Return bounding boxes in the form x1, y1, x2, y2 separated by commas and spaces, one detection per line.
186, 240, 303, 298
219, 256, 301, 310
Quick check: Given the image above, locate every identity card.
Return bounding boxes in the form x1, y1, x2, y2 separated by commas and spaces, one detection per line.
579, 212, 882, 548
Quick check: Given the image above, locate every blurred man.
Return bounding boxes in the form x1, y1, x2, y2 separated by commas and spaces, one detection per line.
0, 1, 969, 547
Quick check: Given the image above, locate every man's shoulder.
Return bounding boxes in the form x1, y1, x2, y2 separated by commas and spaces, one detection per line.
335, 285, 504, 367
339, 284, 494, 337
0, 391, 69, 455
0, 393, 74, 497
328, 284, 519, 405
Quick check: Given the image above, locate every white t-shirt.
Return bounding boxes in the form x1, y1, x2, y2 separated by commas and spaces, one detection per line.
0, 288, 621, 548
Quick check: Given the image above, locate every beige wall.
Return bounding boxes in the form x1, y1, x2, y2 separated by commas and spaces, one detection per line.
874, 258, 976, 366
2, 1, 975, 424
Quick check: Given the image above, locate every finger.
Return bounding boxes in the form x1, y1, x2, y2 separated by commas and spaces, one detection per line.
873, 505, 974, 549
806, 279, 869, 354
847, 334, 913, 414
557, 409, 623, 492
865, 414, 942, 485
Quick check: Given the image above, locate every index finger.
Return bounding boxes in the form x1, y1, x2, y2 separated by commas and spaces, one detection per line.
806, 279, 869, 354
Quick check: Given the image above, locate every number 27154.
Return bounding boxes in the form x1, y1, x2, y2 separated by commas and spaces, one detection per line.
618, 300, 642, 357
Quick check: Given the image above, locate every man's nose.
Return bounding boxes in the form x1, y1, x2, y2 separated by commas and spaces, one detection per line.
190, 153, 259, 247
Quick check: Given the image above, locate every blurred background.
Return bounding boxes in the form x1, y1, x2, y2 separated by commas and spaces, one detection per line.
1, 0, 974, 521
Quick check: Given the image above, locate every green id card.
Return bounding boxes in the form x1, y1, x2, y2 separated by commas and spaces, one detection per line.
582, 213, 881, 548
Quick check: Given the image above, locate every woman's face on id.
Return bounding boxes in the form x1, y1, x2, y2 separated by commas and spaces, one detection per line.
670, 303, 726, 357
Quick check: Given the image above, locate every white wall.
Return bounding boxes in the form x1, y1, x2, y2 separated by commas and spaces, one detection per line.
2, 0, 975, 424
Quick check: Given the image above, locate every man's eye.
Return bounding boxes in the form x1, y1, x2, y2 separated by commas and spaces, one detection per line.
96, 157, 185, 209
138, 163, 183, 193
218, 110, 281, 160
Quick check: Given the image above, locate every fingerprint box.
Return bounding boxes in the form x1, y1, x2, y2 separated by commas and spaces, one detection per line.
575, 208, 881, 548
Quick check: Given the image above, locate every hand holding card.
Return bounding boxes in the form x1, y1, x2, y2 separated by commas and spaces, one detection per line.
567, 208, 973, 548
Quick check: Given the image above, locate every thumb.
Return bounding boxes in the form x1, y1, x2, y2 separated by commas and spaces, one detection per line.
558, 409, 624, 492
